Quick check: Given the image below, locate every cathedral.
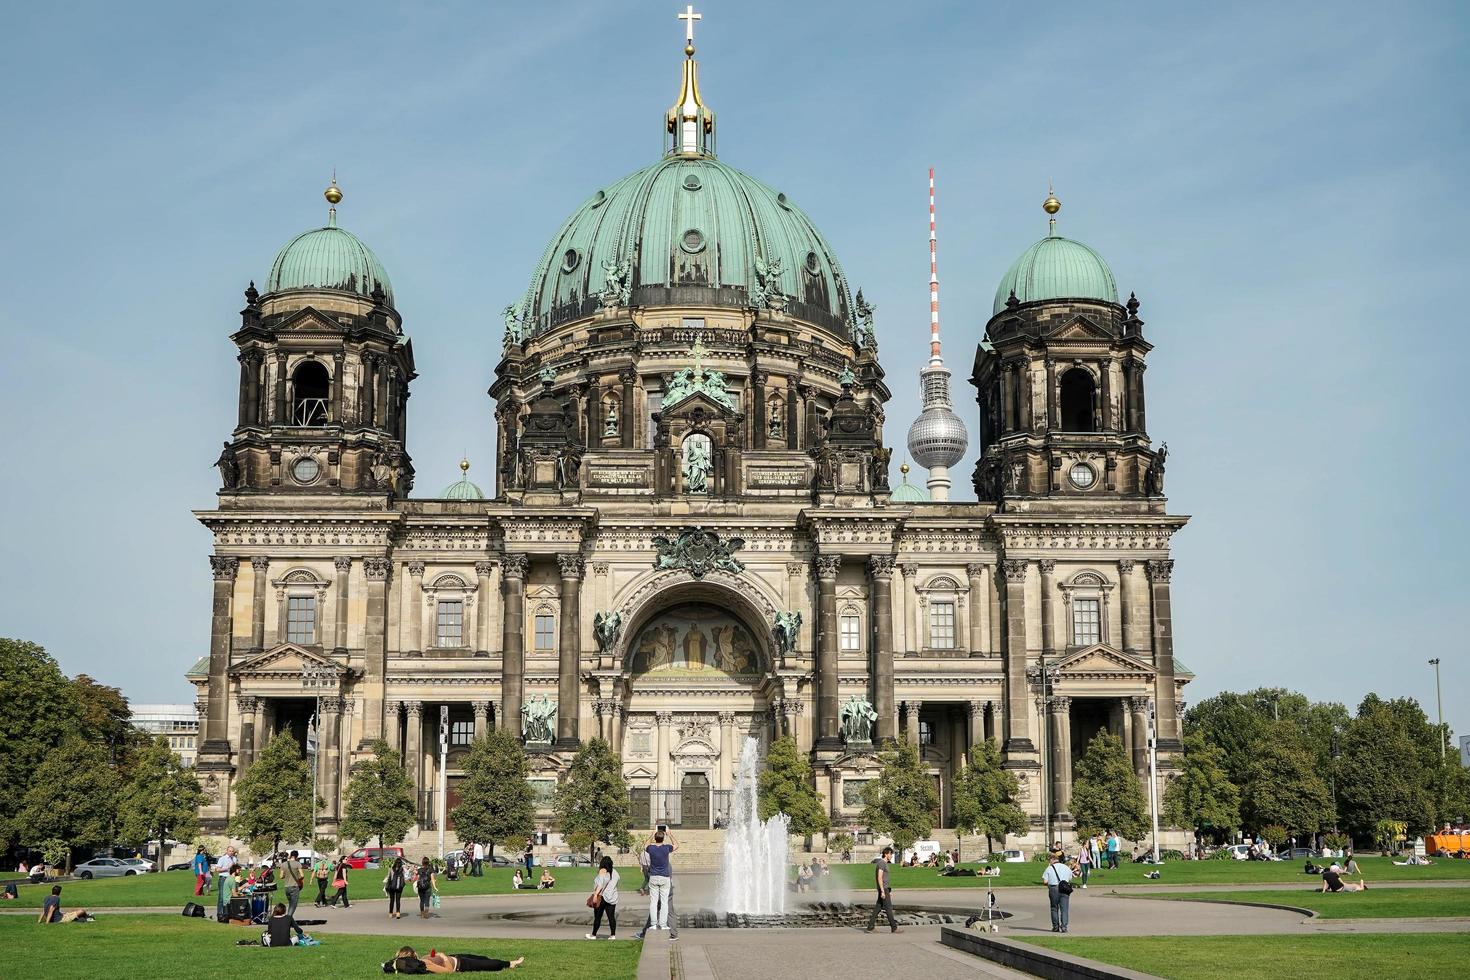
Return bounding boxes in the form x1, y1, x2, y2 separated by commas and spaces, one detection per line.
191, 11, 1189, 849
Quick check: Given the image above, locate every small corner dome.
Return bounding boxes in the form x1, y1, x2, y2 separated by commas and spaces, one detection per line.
890, 478, 929, 503
267, 225, 394, 305
992, 235, 1117, 315
440, 460, 484, 500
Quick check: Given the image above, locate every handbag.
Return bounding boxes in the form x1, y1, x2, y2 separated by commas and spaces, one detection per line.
586, 892, 602, 908
1058, 879, 1074, 895
332, 878, 347, 889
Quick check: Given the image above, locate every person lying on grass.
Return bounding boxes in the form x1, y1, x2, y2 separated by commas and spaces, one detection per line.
1320, 868, 1368, 893
383, 945, 524, 973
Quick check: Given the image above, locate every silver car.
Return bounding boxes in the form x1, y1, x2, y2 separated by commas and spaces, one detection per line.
73, 858, 139, 879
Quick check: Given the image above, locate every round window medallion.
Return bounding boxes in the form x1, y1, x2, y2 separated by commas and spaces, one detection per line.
561, 248, 581, 273
683, 173, 702, 191
590, 189, 606, 208
776, 192, 792, 210
292, 456, 321, 484
804, 251, 820, 275
1068, 462, 1097, 490
680, 229, 706, 254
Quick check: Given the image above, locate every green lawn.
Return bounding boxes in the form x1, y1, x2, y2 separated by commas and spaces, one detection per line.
827, 856, 1470, 890
1022, 933, 1470, 980
1138, 887, 1470, 919
3, 867, 598, 909
0, 914, 640, 980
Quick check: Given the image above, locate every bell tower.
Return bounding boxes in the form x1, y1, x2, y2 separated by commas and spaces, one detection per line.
217, 181, 416, 498
972, 189, 1166, 508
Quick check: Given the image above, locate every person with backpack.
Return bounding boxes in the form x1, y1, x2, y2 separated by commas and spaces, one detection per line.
1043, 853, 1074, 932
384, 857, 408, 920
415, 857, 438, 918
313, 855, 332, 907
283, 850, 305, 916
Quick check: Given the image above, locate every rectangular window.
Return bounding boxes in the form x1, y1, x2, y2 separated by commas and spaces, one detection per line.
929, 601, 955, 649
681, 317, 705, 331
450, 719, 474, 746
437, 600, 464, 647
1073, 598, 1101, 646
919, 720, 935, 745
286, 595, 316, 644
840, 613, 861, 651
535, 613, 555, 651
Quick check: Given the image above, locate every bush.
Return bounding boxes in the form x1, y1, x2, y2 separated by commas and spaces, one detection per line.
1258, 824, 1289, 847
1031, 852, 1050, 862
1323, 832, 1351, 851
829, 833, 855, 853
1158, 849, 1185, 861
1209, 847, 1237, 860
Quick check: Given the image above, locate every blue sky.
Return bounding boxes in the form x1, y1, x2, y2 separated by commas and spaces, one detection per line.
0, 0, 1465, 736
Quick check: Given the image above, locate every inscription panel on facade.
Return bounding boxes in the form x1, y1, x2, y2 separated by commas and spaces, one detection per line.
748, 466, 808, 489
588, 465, 651, 488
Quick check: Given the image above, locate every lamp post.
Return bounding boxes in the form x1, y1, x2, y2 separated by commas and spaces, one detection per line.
1429, 659, 1445, 760
1147, 699, 1161, 864
438, 706, 449, 862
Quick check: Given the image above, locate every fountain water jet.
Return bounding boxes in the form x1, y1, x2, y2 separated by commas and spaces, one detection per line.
716, 736, 790, 914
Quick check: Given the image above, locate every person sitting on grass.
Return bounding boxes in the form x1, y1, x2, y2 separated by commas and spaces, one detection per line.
537, 868, 555, 890
980, 865, 1001, 877
385, 946, 524, 973
511, 869, 524, 890
1321, 867, 1368, 892
264, 902, 306, 947
1344, 853, 1361, 875
37, 885, 88, 924
796, 863, 813, 891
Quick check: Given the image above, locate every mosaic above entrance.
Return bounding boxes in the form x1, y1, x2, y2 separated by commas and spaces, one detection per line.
629, 603, 761, 680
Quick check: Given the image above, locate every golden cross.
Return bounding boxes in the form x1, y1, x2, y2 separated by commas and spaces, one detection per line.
678, 4, 701, 46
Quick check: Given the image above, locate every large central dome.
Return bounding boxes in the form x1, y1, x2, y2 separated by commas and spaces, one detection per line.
520, 155, 853, 336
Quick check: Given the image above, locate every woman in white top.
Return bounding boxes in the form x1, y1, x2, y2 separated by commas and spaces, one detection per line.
586, 856, 620, 940
1042, 854, 1074, 933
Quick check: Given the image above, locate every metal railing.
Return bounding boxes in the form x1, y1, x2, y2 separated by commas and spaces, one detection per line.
636, 789, 733, 829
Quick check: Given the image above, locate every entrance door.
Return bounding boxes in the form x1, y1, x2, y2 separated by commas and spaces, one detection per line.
446, 778, 464, 831
680, 773, 710, 829
629, 788, 651, 828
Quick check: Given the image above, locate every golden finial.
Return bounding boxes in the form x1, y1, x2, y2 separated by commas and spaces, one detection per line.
1044, 180, 1060, 236
325, 171, 343, 205
900, 462, 911, 476
459, 457, 470, 474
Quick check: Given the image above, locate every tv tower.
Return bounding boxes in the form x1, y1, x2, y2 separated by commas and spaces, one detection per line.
906, 168, 968, 500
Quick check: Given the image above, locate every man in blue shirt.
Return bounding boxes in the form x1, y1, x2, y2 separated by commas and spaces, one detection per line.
1105, 831, 1120, 870
191, 847, 211, 896
644, 829, 678, 933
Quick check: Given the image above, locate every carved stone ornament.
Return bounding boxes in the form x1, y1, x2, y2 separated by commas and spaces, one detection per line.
650, 526, 745, 579
502, 554, 530, 579
868, 555, 896, 578
557, 553, 586, 579
334, 556, 353, 573
364, 557, 391, 581
474, 559, 499, 577
593, 610, 623, 653
965, 562, 987, 578
813, 554, 842, 578
1002, 559, 1029, 583
251, 556, 271, 573
1146, 559, 1174, 583
407, 561, 426, 577
210, 556, 239, 581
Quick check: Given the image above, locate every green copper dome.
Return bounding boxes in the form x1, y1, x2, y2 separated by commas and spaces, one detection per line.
521, 156, 853, 335
267, 225, 394, 305
439, 461, 484, 500
890, 467, 929, 503
992, 235, 1117, 315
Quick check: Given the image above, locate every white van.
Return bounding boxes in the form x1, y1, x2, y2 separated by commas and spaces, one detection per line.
901, 840, 944, 865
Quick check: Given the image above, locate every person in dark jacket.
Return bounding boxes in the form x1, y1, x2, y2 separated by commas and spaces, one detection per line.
265, 903, 305, 947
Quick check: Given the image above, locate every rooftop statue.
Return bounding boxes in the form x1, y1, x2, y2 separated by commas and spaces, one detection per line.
772, 610, 802, 658
502, 303, 526, 349
839, 695, 878, 744
854, 289, 878, 351
598, 255, 633, 309
751, 254, 786, 311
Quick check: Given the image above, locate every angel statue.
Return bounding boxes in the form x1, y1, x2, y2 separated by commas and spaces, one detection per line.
521, 695, 556, 743
752, 254, 786, 310
593, 610, 623, 654
683, 435, 712, 494
772, 610, 802, 658
839, 695, 878, 744
501, 303, 524, 349
854, 289, 877, 350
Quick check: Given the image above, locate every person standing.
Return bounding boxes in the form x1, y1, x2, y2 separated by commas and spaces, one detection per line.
1105, 830, 1120, 870
586, 855, 620, 939
523, 838, 535, 877
191, 846, 211, 896
384, 857, 407, 920
313, 854, 332, 907
644, 829, 677, 932
213, 846, 237, 914
1043, 853, 1074, 933
1076, 839, 1093, 889
864, 846, 902, 933
415, 857, 437, 918
328, 856, 351, 908
282, 850, 304, 917
472, 841, 485, 878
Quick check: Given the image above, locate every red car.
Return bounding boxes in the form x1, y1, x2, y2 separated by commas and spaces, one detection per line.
341, 846, 405, 870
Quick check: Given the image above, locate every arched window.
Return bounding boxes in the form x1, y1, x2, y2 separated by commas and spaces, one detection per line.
1059, 368, 1096, 432
291, 360, 331, 426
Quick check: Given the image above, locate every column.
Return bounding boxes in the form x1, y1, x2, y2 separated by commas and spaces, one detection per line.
360, 557, 390, 747
1147, 560, 1182, 749
406, 561, 425, 655
620, 369, 636, 449
718, 711, 735, 790
892, 563, 907, 654
903, 701, 920, 745
1039, 560, 1058, 657
1129, 696, 1149, 776
332, 557, 350, 652
966, 563, 987, 656
1000, 364, 1014, 433
829, 767, 844, 822
237, 355, 252, 426
321, 696, 343, 819
472, 701, 490, 742
500, 555, 528, 734
556, 554, 584, 745
386, 701, 403, 756
474, 560, 496, 656
655, 711, 672, 792
967, 699, 986, 752
903, 564, 922, 651
1100, 357, 1114, 430
986, 563, 1002, 658
1000, 560, 1035, 754
1018, 360, 1033, 432
1048, 696, 1072, 815
814, 555, 842, 747
376, 360, 390, 430
330, 354, 344, 423
203, 557, 238, 755
404, 702, 424, 819
1045, 357, 1058, 430
1134, 362, 1148, 433
236, 696, 258, 770
273, 352, 287, 424
248, 557, 268, 652
360, 354, 376, 427
785, 700, 806, 754
868, 556, 897, 742
1118, 560, 1148, 658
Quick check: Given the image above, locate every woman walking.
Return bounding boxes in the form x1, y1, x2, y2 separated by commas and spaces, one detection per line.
416, 857, 438, 918
384, 857, 407, 920
313, 855, 331, 907
1076, 841, 1093, 889
585, 856, 620, 940
328, 856, 351, 909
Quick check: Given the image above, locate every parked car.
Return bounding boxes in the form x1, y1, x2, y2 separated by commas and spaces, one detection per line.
73, 858, 139, 879
1000, 849, 1027, 863
1276, 847, 1318, 860
342, 846, 405, 870
553, 853, 594, 867
118, 858, 156, 873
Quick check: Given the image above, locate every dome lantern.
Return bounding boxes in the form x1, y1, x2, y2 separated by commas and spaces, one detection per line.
265, 180, 395, 306
666, 5, 715, 157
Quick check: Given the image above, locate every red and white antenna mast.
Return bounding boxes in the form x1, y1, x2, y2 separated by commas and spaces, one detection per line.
928, 167, 943, 367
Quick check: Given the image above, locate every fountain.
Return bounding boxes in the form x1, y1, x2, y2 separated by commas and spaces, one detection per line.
716, 736, 790, 914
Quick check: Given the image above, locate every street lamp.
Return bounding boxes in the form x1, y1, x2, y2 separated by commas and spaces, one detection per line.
1429, 659, 1445, 760
1147, 699, 1161, 865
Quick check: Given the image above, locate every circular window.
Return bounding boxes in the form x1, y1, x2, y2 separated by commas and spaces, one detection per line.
561, 248, 580, 273
776, 192, 792, 210
680, 229, 706, 254
292, 456, 321, 485
804, 251, 820, 275
683, 173, 702, 191
1068, 462, 1097, 490
590, 190, 606, 208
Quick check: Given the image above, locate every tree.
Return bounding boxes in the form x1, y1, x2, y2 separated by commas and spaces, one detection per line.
0, 638, 84, 846
451, 730, 536, 860
13, 739, 118, 870
1185, 689, 1347, 788
229, 732, 315, 855
1163, 732, 1241, 837
116, 736, 207, 863
1337, 696, 1438, 837
757, 735, 830, 836
951, 739, 1028, 861
552, 738, 631, 862
340, 740, 416, 851
860, 739, 938, 852
1070, 731, 1149, 841
1240, 725, 1333, 837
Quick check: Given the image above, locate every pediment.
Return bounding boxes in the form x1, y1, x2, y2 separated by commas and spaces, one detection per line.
672, 737, 718, 758
662, 390, 740, 420
1054, 644, 1155, 676
230, 643, 350, 678
624, 765, 658, 779
1046, 314, 1113, 342
275, 306, 347, 335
